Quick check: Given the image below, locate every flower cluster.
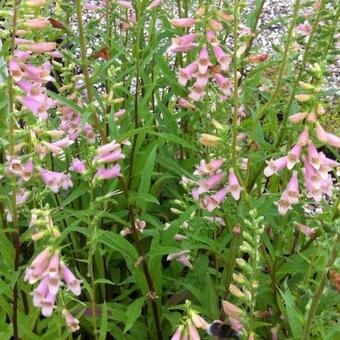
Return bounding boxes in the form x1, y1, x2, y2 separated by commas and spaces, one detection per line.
25, 248, 81, 318
181, 159, 243, 212
169, 7, 234, 107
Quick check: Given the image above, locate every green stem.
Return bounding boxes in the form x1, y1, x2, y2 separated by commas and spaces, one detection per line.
75, 0, 107, 143
302, 235, 338, 340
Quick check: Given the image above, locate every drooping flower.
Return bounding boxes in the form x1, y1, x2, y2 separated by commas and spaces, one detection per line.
227, 169, 243, 200
63, 309, 80, 332
264, 156, 287, 177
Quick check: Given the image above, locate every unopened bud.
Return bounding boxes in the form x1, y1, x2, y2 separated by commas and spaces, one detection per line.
195, 6, 205, 16
199, 134, 221, 147
170, 208, 182, 215
233, 273, 246, 284
229, 284, 245, 298
299, 81, 314, 90
295, 94, 312, 102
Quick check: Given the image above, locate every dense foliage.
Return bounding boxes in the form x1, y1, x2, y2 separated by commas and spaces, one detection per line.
0, 0, 339, 339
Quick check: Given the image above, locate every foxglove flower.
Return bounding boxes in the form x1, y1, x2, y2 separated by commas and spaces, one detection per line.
63, 309, 80, 332
227, 169, 243, 200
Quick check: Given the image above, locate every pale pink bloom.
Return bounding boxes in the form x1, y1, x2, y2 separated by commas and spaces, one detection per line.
22, 159, 33, 181
213, 45, 231, 71
39, 168, 73, 193
197, 46, 211, 74
69, 158, 86, 174
289, 112, 307, 124
63, 309, 80, 332
209, 18, 223, 31
7, 158, 23, 176
194, 72, 209, 88
287, 143, 302, 170
177, 62, 197, 86
230, 317, 243, 332
94, 148, 124, 164
41, 293, 57, 317
294, 222, 316, 237
19, 95, 54, 120
61, 263, 82, 296
21, 42, 56, 53
315, 124, 340, 148
264, 156, 287, 177
95, 164, 122, 180
318, 153, 339, 179
304, 157, 322, 190
9, 59, 24, 82
171, 325, 184, 340
17, 80, 45, 101
83, 123, 96, 143
188, 84, 206, 101
31, 276, 49, 307
167, 250, 192, 269
15, 38, 35, 45
147, 0, 161, 10
97, 140, 120, 155
275, 195, 292, 215
13, 50, 32, 61
206, 30, 219, 46
227, 169, 243, 200
283, 171, 299, 204
25, 18, 50, 29
15, 188, 30, 205
307, 140, 322, 170
174, 234, 187, 241
46, 252, 60, 279
198, 172, 224, 193
114, 109, 125, 120
297, 127, 309, 146
47, 50, 63, 59
195, 159, 224, 176
239, 26, 252, 37
135, 219, 146, 232
200, 187, 228, 211
171, 18, 198, 28
25, 248, 51, 284
191, 312, 209, 330
214, 74, 231, 95
178, 98, 195, 110
296, 22, 312, 36
48, 275, 62, 295
23, 62, 54, 82
116, 0, 133, 9
188, 320, 200, 340
120, 227, 132, 237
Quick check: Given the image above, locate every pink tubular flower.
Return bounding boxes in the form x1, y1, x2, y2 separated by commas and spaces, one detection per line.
178, 97, 196, 110
167, 250, 192, 269
227, 169, 243, 200
41, 293, 57, 317
95, 164, 122, 180
191, 312, 209, 330
177, 62, 198, 86
46, 251, 60, 279
7, 158, 23, 176
25, 248, 51, 284
316, 123, 340, 148
97, 140, 120, 155
198, 172, 224, 193
294, 222, 316, 237
94, 148, 124, 164
171, 18, 198, 28
296, 22, 312, 36
39, 168, 73, 193
23, 62, 54, 82
63, 309, 80, 332
61, 263, 82, 296
188, 84, 205, 101
195, 158, 224, 175
194, 72, 209, 88
25, 18, 50, 30
116, 0, 133, 9
9, 59, 25, 82
31, 276, 49, 307
289, 112, 307, 124
287, 143, 302, 170
304, 157, 322, 190
307, 140, 322, 170
264, 156, 287, 177
213, 45, 231, 71
297, 127, 309, 146
69, 158, 86, 174
21, 42, 56, 53
147, 0, 161, 10
197, 45, 211, 74
275, 195, 292, 215
206, 30, 219, 46
171, 325, 184, 340
114, 108, 125, 120
214, 74, 231, 95
283, 171, 299, 204
19, 95, 54, 120
188, 320, 200, 340
200, 187, 228, 211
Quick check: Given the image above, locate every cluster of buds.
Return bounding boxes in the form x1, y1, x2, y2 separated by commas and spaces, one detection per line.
264, 79, 339, 215
24, 248, 81, 318
181, 158, 243, 212
169, 7, 234, 108
171, 300, 208, 340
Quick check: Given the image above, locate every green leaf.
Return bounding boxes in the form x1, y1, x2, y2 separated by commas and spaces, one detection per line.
99, 302, 108, 340
124, 297, 145, 333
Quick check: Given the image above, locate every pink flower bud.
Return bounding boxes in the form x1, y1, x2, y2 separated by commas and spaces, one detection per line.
69, 158, 86, 174
63, 309, 80, 332
61, 263, 82, 296
172, 18, 198, 28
